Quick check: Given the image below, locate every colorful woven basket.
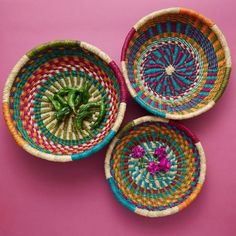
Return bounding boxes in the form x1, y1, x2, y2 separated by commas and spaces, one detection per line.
105, 116, 206, 217
3, 40, 126, 162
121, 8, 231, 119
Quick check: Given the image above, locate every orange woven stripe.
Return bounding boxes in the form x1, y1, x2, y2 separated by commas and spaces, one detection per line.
178, 183, 203, 210
180, 8, 214, 27
3, 102, 27, 147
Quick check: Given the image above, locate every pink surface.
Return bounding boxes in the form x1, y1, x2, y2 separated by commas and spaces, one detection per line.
0, 0, 236, 235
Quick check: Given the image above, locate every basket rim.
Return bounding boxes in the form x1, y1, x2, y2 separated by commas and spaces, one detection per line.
121, 7, 231, 120
105, 115, 206, 217
2, 40, 127, 162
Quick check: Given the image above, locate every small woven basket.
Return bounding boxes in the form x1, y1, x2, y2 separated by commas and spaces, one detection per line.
105, 116, 206, 217
121, 8, 231, 119
3, 40, 126, 162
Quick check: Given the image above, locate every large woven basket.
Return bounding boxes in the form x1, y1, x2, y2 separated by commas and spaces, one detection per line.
105, 116, 206, 217
121, 8, 231, 119
3, 40, 126, 162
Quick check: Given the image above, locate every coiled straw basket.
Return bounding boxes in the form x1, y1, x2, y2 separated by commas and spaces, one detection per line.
121, 8, 231, 119
105, 116, 206, 217
3, 40, 126, 162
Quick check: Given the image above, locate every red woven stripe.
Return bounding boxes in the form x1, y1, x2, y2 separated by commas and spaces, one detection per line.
109, 60, 127, 102
121, 27, 136, 61
168, 120, 199, 143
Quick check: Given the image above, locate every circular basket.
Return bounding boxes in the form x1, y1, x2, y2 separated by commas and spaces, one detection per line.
121, 8, 231, 119
3, 40, 126, 162
105, 116, 206, 217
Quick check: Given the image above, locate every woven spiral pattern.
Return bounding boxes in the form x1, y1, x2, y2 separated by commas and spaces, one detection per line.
121, 8, 231, 119
140, 39, 201, 98
105, 116, 206, 217
3, 41, 126, 161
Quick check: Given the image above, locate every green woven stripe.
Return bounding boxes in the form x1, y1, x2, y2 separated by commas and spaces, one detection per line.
26, 40, 81, 58
116, 121, 135, 139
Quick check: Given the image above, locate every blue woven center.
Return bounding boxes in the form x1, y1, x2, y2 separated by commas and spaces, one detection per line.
142, 42, 199, 97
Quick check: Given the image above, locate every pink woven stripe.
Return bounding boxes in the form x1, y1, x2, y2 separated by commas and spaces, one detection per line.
120, 27, 136, 61
109, 60, 127, 102
169, 120, 200, 143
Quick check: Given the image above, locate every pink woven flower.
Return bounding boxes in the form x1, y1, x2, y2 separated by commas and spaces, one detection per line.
158, 158, 171, 172
132, 145, 145, 158
154, 147, 167, 160
147, 161, 160, 175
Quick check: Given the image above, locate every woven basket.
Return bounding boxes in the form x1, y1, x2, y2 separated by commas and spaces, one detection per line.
105, 116, 206, 217
121, 8, 231, 119
3, 40, 126, 162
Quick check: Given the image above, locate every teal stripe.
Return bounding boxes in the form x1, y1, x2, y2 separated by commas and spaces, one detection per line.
171, 76, 181, 90
71, 130, 116, 160
108, 178, 136, 212
166, 21, 171, 33
156, 23, 162, 34
176, 22, 181, 33
174, 73, 193, 85
148, 28, 154, 37
134, 95, 166, 118
205, 84, 213, 88
185, 24, 191, 35
199, 91, 209, 96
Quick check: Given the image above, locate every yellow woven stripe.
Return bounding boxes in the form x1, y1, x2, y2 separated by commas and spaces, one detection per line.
3, 102, 26, 147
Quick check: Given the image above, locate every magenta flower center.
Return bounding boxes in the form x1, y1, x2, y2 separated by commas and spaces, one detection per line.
132, 145, 145, 158
147, 146, 171, 174
154, 147, 167, 159
147, 161, 159, 175
131, 145, 171, 175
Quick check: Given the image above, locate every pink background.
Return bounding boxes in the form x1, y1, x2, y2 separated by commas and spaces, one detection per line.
0, 0, 235, 235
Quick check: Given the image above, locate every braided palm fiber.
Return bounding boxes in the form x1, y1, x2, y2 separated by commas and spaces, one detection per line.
3, 40, 126, 162
121, 8, 231, 119
105, 116, 206, 217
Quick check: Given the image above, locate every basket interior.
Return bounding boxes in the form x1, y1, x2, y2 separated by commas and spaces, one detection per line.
108, 119, 203, 214
8, 43, 121, 155
124, 9, 229, 118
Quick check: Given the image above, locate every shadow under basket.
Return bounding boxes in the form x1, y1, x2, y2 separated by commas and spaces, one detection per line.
121, 7, 231, 120
3, 40, 126, 162
105, 116, 206, 217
